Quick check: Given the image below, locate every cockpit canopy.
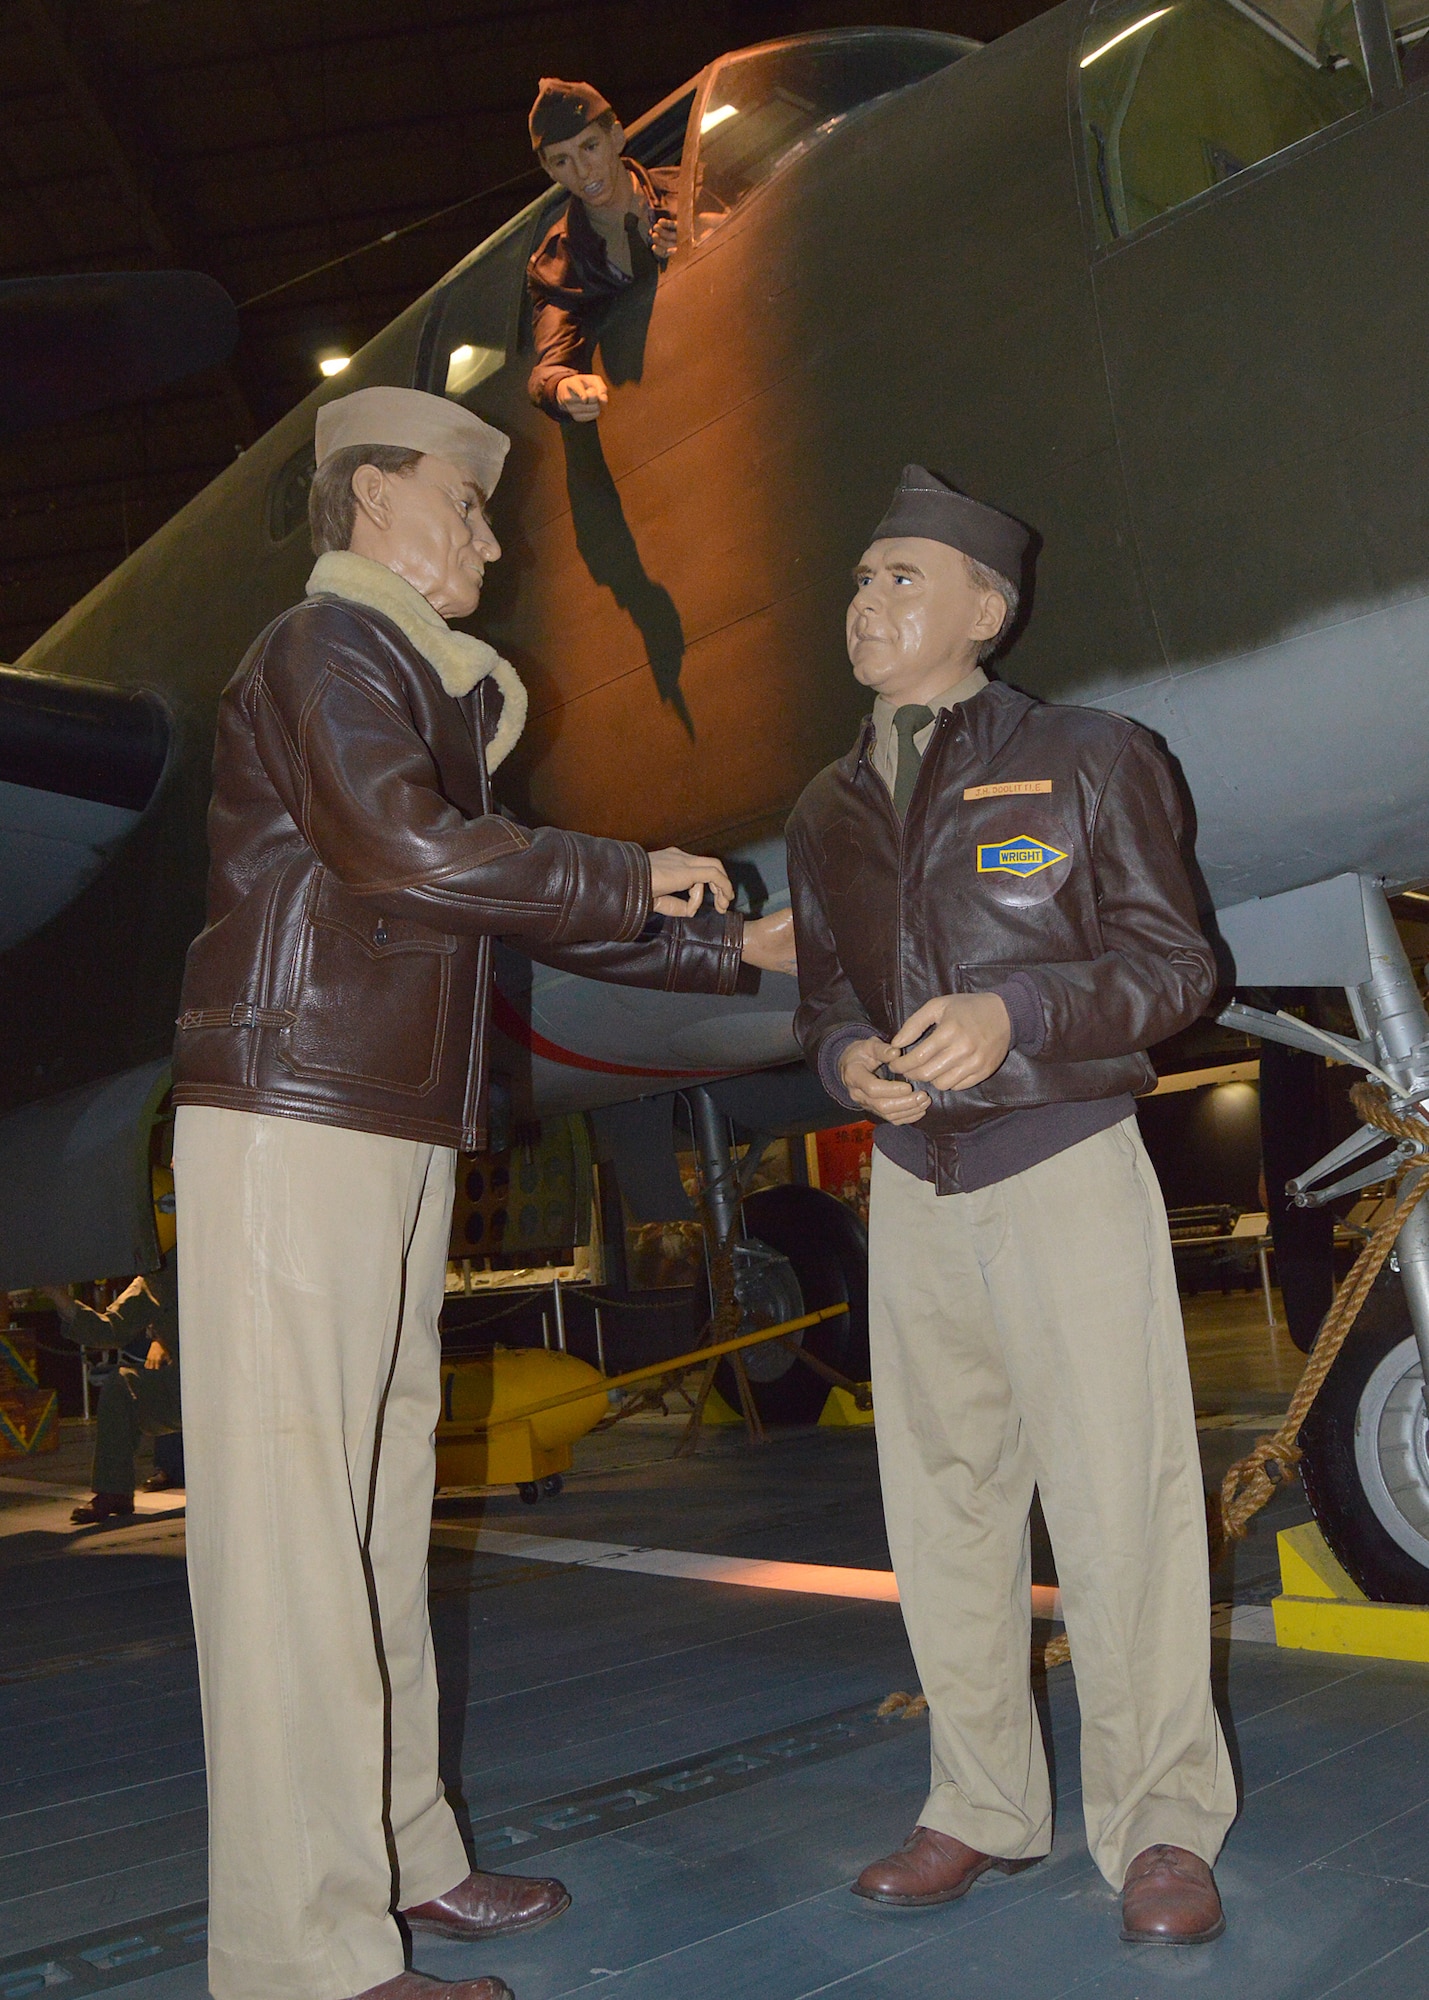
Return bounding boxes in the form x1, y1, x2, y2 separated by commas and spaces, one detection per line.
416, 29, 971, 408
687, 30, 971, 243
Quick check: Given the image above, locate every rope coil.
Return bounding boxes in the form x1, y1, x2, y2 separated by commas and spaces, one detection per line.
1216, 1082, 1429, 1549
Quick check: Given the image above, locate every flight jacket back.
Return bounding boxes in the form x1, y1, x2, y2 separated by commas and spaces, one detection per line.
172, 594, 747, 1152
786, 679, 1216, 1196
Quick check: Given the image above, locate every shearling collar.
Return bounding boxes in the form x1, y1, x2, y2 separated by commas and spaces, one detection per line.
306, 549, 527, 772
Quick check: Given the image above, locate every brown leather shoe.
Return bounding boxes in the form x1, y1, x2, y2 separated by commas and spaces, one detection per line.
402, 1869, 570, 1940
70, 1492, 135, 1526
354, 1973, 512, 2000
1120, 1844, 1225, 1944
852, 1825, 1041, 1907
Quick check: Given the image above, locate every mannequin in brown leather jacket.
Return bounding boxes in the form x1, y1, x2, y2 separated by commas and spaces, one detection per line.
787, 466, 1235, 1950
525, 77, 676, 422
172, 386, 790, 2000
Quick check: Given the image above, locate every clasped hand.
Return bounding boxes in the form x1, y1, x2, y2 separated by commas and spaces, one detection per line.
647, 848, 734, 916
838, 993, 1012, 1124
644, 857, 798, 975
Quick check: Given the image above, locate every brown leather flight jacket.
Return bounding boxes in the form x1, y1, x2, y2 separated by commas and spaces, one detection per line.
172, 594, 748, 1152
787, 680, 1215, 1193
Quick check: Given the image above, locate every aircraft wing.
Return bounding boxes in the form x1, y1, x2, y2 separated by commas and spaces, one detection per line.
0, 666, 169, 952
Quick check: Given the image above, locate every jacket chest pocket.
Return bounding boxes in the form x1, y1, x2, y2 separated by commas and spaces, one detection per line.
965, 800, 1078, 913
281, 872, 458, 1097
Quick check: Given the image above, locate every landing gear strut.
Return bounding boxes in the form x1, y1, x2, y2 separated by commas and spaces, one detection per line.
686, 1087, 871, 1426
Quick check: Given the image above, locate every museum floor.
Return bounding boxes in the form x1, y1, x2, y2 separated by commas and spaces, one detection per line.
3, 1292, 1428, 2000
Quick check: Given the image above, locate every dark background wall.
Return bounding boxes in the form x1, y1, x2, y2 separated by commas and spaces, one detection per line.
0, 0, 1053, 663
1136, 1056, 1370, 1214
1137, 1083, 1264, 1212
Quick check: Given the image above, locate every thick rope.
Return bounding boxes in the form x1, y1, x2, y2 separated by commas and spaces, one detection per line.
1040, 1082, 1429, 1677
1216, 1082, 1429, 1546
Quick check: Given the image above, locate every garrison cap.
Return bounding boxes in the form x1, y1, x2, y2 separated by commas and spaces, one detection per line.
529, 77, 614, 150
315, 386, 509, 501
871, 465, 1030, 581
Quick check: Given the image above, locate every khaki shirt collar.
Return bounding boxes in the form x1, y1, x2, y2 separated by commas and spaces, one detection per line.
869, 664, 988, 794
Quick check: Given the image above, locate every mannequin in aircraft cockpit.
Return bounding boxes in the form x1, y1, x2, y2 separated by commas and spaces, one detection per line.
525, 77, 678, 423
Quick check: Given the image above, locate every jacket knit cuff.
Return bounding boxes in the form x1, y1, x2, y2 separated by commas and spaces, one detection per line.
993, 972, 1047, 1056
815, 1024, 876, 1112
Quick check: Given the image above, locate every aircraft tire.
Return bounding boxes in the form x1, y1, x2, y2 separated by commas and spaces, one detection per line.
1299, 1268, 1429, 1604
715, 1185, 869, 1427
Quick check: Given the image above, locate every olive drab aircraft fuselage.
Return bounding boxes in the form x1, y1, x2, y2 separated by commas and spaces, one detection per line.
3, 0, 1427, 1200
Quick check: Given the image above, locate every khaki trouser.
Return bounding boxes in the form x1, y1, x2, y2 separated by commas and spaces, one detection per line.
868, 1118, 1237, 1887
174, 1106, 469, 2000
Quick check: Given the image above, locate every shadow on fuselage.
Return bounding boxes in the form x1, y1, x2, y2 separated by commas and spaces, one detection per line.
562, 280, 693, 736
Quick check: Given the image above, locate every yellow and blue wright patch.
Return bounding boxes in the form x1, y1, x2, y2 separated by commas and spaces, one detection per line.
976, 836, 1069, 878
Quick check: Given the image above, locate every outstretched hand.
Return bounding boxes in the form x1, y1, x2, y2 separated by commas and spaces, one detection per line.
555, 373, 608, 422
648, 847, 734, 916
741, 907, 798, 975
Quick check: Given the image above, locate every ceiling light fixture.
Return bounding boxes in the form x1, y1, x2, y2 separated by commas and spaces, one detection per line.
1080, 8, 1173, 66
449, 345, 475, 366
319, 355, 351, 378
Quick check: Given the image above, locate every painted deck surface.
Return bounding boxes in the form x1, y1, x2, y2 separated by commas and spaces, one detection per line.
3, 1348, 1428, 2000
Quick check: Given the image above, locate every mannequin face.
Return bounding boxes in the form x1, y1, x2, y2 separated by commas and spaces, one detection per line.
540, 118, 630, 213
847, 536, 1006, 705
347, 454, 500, 619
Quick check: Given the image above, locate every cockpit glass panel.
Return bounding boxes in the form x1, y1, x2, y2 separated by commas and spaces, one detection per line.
691, 31, 966, 243
1389, 0, 1429, 81
268, 443, 316, 543
419, 205, 546, 402
1079, 0, 1370, 245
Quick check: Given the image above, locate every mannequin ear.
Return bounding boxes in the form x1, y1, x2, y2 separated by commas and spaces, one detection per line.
972, 589, 1007, 642
609, 121, 627, 152
350, 463, 392, 531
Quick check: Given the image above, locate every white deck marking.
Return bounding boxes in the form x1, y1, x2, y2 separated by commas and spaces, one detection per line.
435, 1525, 1066, 1621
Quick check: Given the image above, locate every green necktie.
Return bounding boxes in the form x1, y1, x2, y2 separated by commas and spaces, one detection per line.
891, 704, 935, 817
625, 212, 659, 283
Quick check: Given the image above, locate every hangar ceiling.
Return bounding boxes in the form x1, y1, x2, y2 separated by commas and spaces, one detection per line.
0, 0, 1046, 663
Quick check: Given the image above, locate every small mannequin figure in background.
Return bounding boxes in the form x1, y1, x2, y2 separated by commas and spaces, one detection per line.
44, 1247, 181, 1525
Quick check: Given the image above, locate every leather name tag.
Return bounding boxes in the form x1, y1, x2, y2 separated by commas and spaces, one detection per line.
963, 780, 1053, 799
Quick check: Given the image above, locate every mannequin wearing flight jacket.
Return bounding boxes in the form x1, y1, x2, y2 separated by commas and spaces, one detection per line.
171, 387, 791, 2000
786, 467, 1236, 1947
